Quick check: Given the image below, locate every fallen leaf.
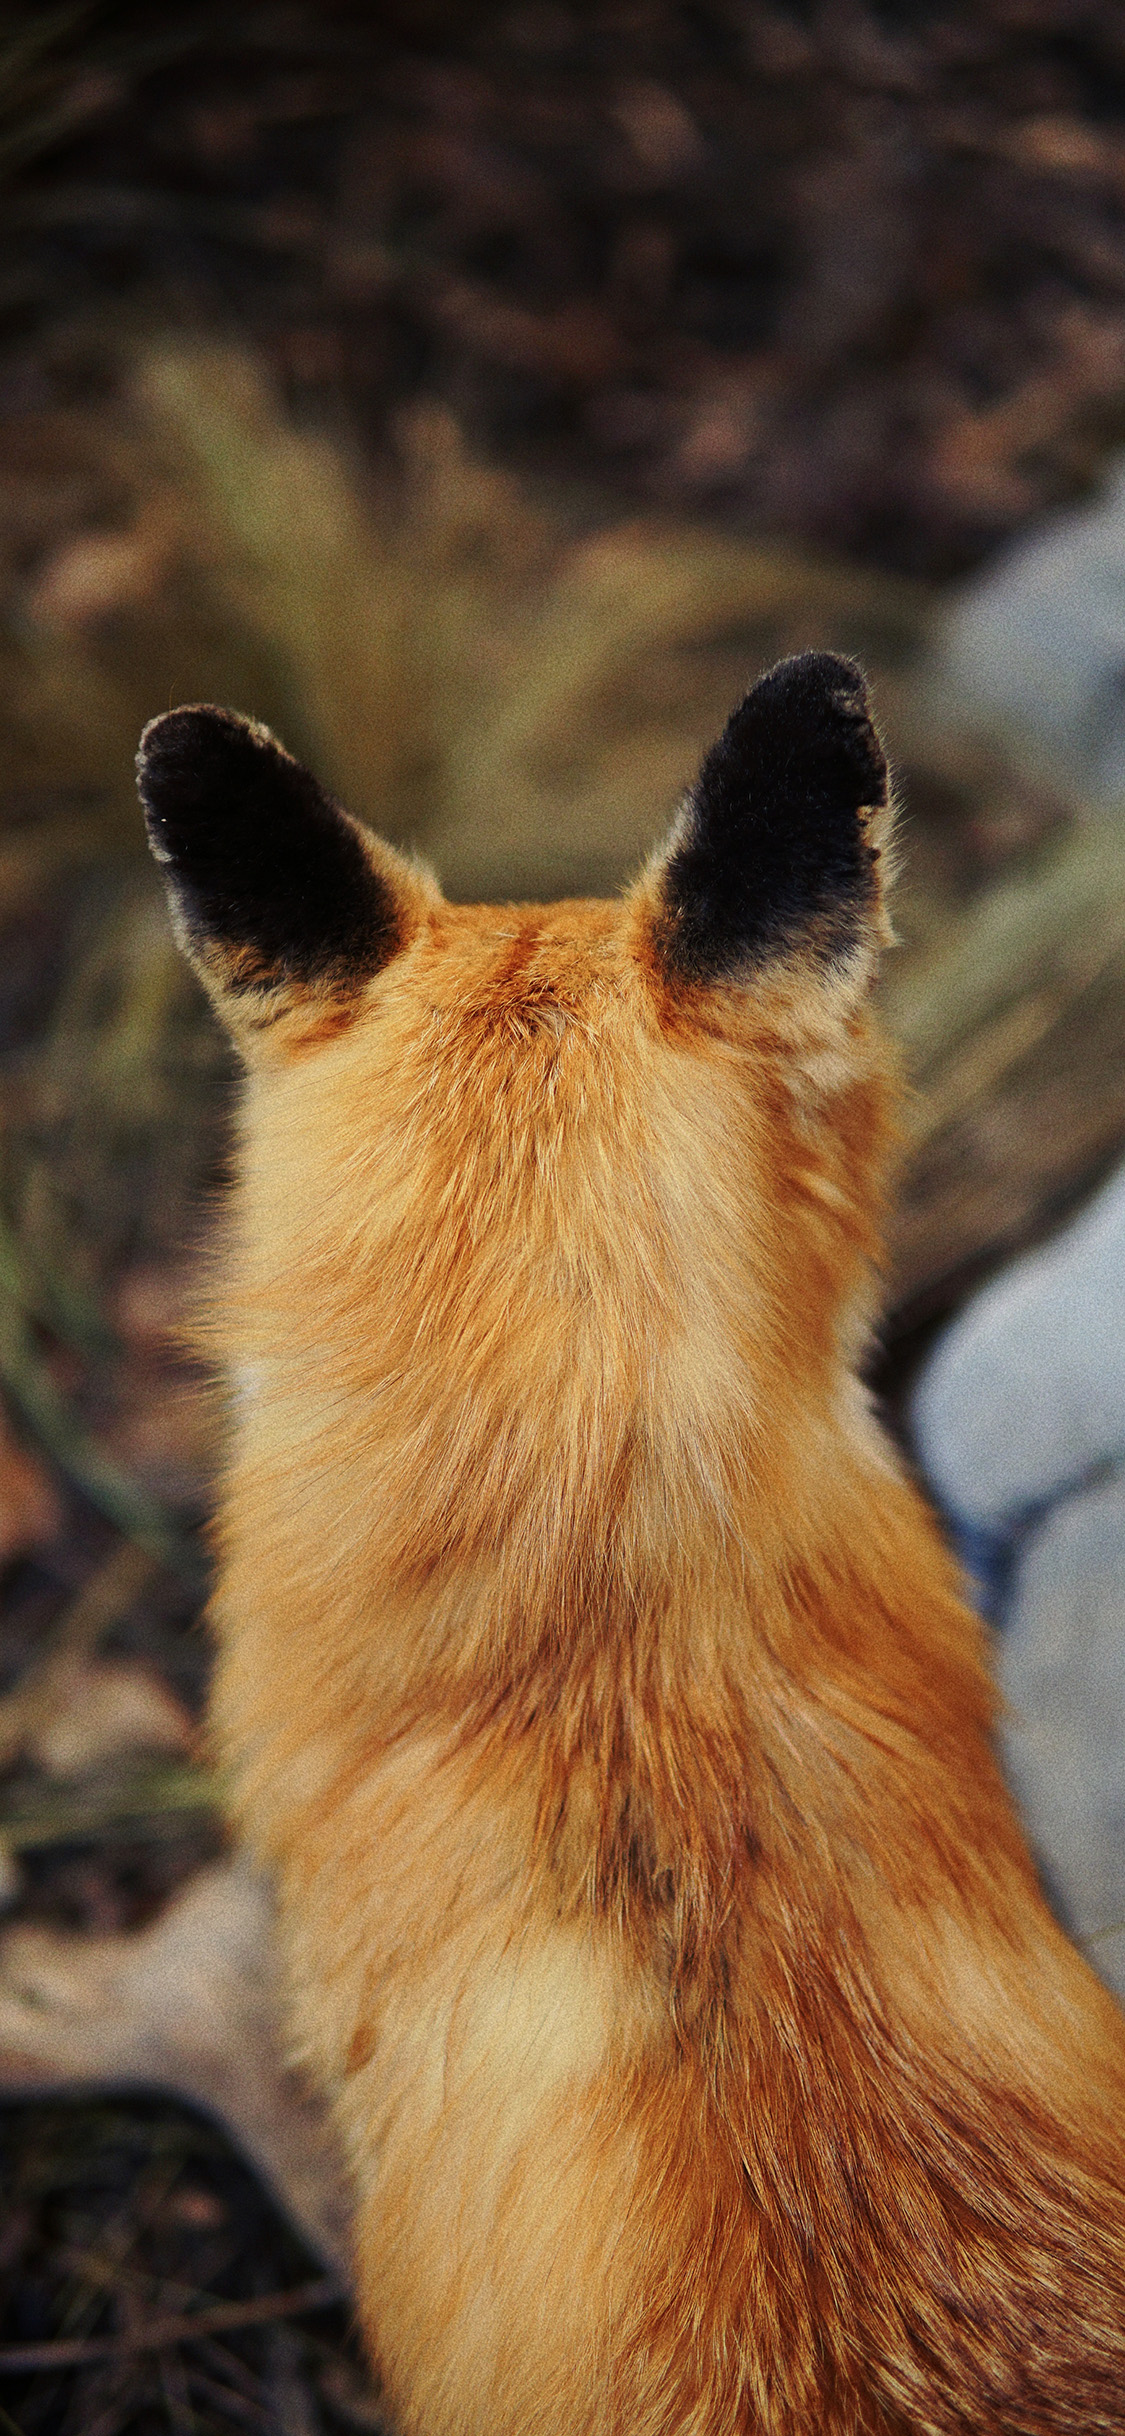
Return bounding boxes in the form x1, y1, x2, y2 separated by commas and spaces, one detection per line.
31, 1655, 196, 1778
612, 80, 703, 177
0, 1543, 160, 1774
0, 1856, 352, 2278
0, 1402, 60, 1570
27, 496, 180, 631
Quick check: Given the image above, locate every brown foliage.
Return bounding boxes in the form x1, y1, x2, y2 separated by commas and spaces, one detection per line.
6, 4, 1125, 576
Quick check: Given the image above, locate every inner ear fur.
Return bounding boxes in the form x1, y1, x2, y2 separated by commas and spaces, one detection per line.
647, 652, 891, 991
138, 705, 431, 1051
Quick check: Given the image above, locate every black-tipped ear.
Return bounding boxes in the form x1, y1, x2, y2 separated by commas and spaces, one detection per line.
652, 652, 888, 985
138, 707, 420, 1045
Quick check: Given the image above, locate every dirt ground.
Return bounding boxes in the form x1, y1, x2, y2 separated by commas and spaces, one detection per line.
9, 1, 1125, 573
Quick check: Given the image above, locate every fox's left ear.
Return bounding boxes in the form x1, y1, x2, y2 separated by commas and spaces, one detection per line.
644, 651, 891, 993
138, 706, 432, 1055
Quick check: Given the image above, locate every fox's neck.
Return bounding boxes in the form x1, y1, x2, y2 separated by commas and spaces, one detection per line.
219, 1366, 998, 1979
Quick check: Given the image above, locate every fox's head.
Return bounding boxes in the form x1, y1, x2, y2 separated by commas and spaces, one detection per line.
139, 653, 896, 1656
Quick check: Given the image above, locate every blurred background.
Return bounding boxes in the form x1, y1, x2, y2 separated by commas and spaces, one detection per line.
2, 4, 1125, 2430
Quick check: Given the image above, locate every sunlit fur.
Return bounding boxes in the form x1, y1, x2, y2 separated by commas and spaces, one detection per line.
184, 755, 1125, 2433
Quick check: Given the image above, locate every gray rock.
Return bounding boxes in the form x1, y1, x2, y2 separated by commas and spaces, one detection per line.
998, 1469, 1125, 2003
912, 1166, 1125, 2002
911, 1157, 1125, 1543
938, 459, 1125, 802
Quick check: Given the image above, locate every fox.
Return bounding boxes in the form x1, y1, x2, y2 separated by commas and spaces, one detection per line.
139, 652, 1125, 2436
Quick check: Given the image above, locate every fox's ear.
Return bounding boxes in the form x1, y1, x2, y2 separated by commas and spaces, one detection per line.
646, 652, 890, 990
137, 706, 431, 1055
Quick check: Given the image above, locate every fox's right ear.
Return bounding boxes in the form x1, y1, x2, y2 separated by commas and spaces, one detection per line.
138, 706, 433, 1056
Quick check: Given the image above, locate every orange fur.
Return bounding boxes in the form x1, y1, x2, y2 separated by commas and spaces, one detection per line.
163, 709, 1125, 2432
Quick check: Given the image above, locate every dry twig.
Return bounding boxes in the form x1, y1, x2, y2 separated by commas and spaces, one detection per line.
0, 2273, 343, 2374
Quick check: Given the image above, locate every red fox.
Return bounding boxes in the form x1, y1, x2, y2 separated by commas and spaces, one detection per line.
140, 654, 1125, 2434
